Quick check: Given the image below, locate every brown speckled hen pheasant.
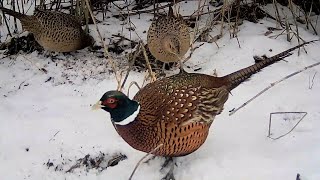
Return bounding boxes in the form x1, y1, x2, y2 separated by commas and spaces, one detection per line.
0, 7, 93, 52
147, 6, 190, 64
93, 41, 314, 180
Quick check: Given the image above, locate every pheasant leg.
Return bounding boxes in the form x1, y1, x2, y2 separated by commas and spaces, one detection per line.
161, 157, 176, 180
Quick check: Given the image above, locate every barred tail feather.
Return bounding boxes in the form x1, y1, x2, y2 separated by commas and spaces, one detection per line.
223, 40, 317, 90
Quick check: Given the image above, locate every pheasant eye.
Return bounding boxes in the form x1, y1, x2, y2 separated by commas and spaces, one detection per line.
103, 97, 118, 109
107, 98, 116, 104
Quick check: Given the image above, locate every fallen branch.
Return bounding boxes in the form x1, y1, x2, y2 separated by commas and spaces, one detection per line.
229, 61, 320, 115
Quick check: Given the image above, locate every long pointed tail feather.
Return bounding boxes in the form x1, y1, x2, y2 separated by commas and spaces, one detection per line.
223, 40, 318, 90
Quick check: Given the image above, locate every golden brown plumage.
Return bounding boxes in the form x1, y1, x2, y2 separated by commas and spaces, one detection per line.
0, 7, 93, 52
147, 7, 190, 63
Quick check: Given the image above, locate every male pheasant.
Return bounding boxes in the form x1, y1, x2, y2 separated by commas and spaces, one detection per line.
0, 7, 93, 52
147, 6, 190, 64
93, 41, 314, 179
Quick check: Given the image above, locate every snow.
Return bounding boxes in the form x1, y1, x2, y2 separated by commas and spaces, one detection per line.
1, 1, 320, 180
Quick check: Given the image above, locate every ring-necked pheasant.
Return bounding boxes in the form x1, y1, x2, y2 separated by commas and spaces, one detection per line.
147, 6, 190, 67
0, 7, 93, 52
93, 41, 315, 179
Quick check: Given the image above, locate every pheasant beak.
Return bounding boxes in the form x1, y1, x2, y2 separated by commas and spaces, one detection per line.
91, 101, 105, 110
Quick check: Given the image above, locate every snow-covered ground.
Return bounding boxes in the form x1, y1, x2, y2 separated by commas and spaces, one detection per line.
1, 1, 320, 180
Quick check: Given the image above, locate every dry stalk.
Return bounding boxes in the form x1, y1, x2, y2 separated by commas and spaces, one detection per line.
187, 0, 206, 62
269, 25, 308, 52
193, 0, 206, 36
229, 61, 320, 116
230, 0, 241, 47
128, 143, 163, 180
140, 42, 156, 82
232, 0, 240, 38
113, 1, 183, 18
183, 42, 204, 63
267, 112, 307, 140
1, 8, 13, 37
121, 41, 142, 89
219, 0, 227, 36
127, 81, 141, 97
227, 0, 232, 38
272, 0, 283, 28
81, 0, 90, 33
194, 9, 221, 43
288, 0, 301, 45
21, 0, 25, 14
112, 0, 157, 89
304, 7, 318, 35
11, 0, 18, 32
84, 0, 122, 90
308, 72, 317, 89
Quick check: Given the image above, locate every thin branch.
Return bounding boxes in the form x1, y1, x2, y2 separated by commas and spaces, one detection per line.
183, 43, 204, 63
308, 72, 317, 89
113, 1, 183, 18
128, 144, 163, 180
49, 130, 60, 141
140, 42, 156, 82
127, 81, 141, 97
229, 61, 320, 116
121, 43, 142, 90
84, 0, 122, 90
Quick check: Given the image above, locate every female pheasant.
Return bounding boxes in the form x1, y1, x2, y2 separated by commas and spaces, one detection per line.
0, 7, 93, 52
147, 6, 190, 64
93, 41, 314, 179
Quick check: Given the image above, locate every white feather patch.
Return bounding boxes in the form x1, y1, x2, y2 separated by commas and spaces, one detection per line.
114, 105, 140, 125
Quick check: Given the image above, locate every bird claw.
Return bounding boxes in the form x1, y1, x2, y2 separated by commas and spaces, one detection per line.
160, 157, 176, 180
161, 172, 175, 180
160, 157, 173, 170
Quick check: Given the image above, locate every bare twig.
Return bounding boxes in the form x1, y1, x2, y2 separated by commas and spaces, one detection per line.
272, 0, 283, 28
128, 143, 163, 180
84, 0, 122, 90
127, 81, 141, 97
219, 0, 227, 36
183, 43, 204, 63
121, 43, 142, 89
268, 112, 307, 140
140, 42, 156, 82
1, 5, 13, 37
112, 1, 183, 18
288, 0, 301, 45
308, 72, 317, 89
229, 61, 320, 116
49, 130, 60, 141
112, 34, 138, 44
